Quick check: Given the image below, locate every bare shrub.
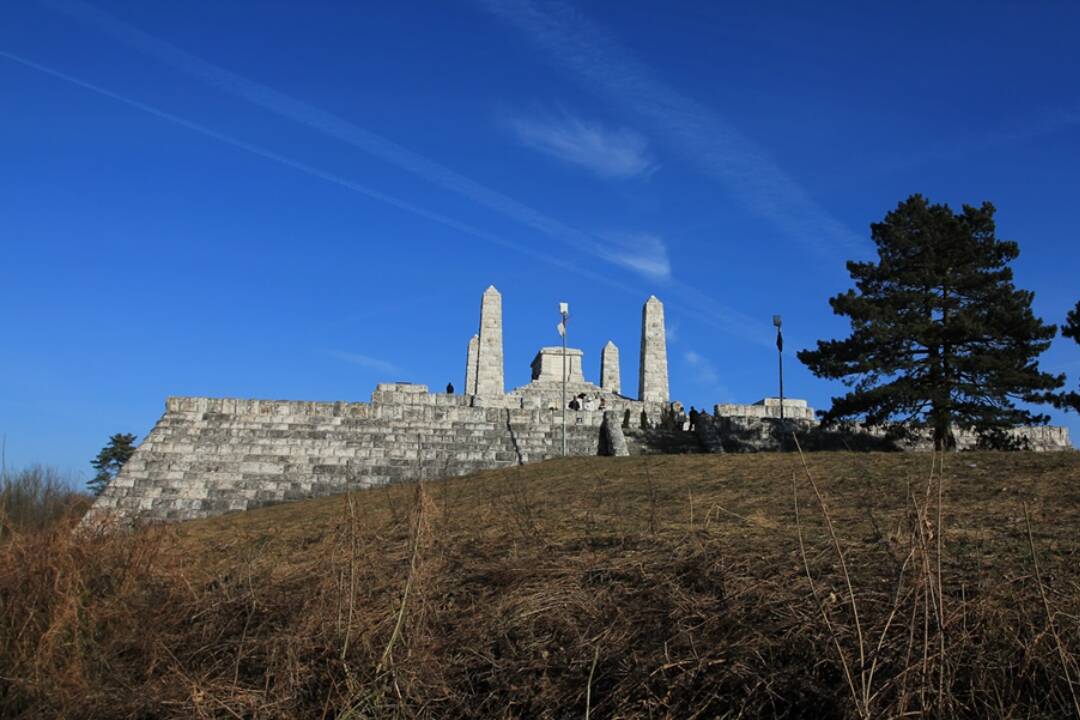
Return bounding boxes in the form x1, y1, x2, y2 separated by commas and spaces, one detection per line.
0, 465, 89, 538
2, 452, 1079, 718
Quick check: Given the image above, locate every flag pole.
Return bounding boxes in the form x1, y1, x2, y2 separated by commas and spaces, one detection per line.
559, 302, 570, 457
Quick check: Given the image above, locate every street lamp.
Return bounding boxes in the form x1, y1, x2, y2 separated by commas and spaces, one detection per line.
773, 315, 784, 424
558, 302, 570, 456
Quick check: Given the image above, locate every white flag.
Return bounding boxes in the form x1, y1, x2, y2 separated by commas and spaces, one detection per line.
556, 321, 566, 337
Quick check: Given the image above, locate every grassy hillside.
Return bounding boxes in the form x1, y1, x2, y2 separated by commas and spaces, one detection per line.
3, 451, 1080, 718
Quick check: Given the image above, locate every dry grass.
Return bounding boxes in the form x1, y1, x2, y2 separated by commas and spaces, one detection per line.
2, 450, 1080, 718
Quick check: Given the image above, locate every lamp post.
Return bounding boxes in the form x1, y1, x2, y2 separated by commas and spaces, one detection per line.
558, 302, 570, 457
773, 315, 784, 425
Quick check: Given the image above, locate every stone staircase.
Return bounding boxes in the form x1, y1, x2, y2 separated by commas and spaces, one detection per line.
623, 428, 705, 455
95, 398, 604, 522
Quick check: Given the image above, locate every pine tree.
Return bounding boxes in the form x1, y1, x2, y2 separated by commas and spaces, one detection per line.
89, 433, 138, 496
798, 195, 1063, 448
1054, 300, 1080, 412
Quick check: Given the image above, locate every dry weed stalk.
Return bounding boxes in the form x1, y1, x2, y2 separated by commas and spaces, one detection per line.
4, 452, 1080, 718
1025, 501, 1080, 719
792, 436, 870, 718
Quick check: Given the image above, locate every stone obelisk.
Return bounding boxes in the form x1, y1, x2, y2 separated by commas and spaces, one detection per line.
464, 334, 479, 395
638, 295, 669, 403
600, 340, 621, 394
475, 286, 505, 396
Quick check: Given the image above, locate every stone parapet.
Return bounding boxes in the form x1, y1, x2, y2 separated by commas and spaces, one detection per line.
714, 400, 817, 421
531, 347, 585, 384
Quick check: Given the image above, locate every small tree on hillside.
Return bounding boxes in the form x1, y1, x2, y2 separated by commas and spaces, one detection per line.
798, 194, 1063, 448
89, 433, 137, 496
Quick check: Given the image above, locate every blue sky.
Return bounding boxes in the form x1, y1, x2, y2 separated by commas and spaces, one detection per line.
2, 0, 1079, 483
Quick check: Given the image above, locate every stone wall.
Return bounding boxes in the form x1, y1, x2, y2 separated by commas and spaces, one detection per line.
698, 410, 1073, 453
85, 383, 614, 525
714, 398, 816, 421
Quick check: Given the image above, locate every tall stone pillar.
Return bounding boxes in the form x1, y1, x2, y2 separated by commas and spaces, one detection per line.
601, 340, 621, 394
638, 295, 669, 403
475, 286, 504, 396
464, 334, 479, 395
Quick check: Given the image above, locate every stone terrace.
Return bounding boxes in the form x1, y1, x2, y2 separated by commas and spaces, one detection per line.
87, 385, 625, 523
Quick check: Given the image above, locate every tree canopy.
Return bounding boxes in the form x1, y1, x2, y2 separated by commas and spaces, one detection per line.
89, 433, 138, 496
1053, 300, 1080, 413
798, 194, 1063, 448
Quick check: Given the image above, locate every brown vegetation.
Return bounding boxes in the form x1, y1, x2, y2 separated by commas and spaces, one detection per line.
0, 465, 90, 539
3, 451, 1080, 718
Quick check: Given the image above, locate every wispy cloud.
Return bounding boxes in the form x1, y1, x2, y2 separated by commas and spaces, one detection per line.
480, 0, 867, 258
0, 49, 636, 295
684, 350, 718, 386
684, 350, 732, 401
599, 232, 671, 282
506, 110, 656, 179
36, 0, 619, 269
666, 321, 680, 344
29, 0, 782, 348
326, 350, 404, 376
37, 0, 679, 286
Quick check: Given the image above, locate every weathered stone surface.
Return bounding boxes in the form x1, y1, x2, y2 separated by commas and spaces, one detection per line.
638, 296, 669, 403
602, 410, 629, 456
84, 384, 618, 526
601, 341, 620, 394
465, 334, 479, 395
475, 286, 504, 396
531, 347, 584, 384
82, 285, 1073, 530
715, 398, 816, 421
702, 403, 1073, 452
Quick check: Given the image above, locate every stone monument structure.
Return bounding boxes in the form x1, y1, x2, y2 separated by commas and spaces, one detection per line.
638, 295, 669, 403
601, 341, 620, 394
464, 334, 479, 395
84, 287, 674, 526
83, 286, 1072, 528
474, 286, 504, 397
531, 347, 585, 384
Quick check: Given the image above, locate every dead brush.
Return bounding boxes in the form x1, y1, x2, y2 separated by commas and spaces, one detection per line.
337, 477, 442, 718
0, 515, 175, 717
3, 452, 1080, 718
791, 440, 1080, 719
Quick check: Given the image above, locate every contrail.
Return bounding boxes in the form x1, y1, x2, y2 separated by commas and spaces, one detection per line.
0, 49, 626, 293
19, 0, 782, 347
37, 0, 618, 264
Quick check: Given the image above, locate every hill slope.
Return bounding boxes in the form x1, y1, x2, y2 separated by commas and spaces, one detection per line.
4, 452, 1080, 718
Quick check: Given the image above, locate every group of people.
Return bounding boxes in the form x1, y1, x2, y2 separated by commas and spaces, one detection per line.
568, 393, 607, 412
